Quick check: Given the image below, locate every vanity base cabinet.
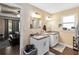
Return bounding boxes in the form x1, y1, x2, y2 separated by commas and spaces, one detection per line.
30, 37, 49, 55
49, 33, 59, 47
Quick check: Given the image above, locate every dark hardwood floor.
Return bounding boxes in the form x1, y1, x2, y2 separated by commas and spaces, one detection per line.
50, 47, 78, 55
0, 45, 19, 55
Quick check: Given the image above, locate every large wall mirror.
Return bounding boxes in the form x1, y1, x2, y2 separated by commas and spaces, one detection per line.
30, 12, 42, 29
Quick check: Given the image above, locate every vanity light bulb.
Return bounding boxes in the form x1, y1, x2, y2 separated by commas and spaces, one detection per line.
37, 15, 41, 18
32, 13, 37, 17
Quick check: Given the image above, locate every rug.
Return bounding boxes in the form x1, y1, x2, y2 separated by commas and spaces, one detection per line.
0, 40, 10, 49
49, 51, 56, 55
53, 43, 66, 53
45, 51, 56, 55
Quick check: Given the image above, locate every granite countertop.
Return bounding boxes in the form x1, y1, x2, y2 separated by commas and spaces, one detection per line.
44, 31, 59, 35
31, 31, 59, 40
32, 35, 49, 40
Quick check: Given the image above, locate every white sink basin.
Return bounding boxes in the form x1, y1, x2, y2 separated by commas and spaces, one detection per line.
34, 35, 44, 38
44, 31, 58, 35
33, 35, 48, 39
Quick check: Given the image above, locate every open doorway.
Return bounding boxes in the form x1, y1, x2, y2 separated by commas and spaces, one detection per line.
0, 3, 20, 55
0, 19, 20, 55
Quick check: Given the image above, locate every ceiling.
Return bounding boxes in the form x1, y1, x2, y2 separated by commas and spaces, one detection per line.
30, 3, 79, 14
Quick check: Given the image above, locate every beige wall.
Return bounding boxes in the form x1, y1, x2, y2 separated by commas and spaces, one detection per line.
18, 3, 51, 54
19, 3, 79, 54
51, 7, 79, 46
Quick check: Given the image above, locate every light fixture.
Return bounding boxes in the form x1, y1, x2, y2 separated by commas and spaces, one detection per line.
46, 16, 52, 21
32, 12, 37, 17
32, 12, 41, 18
36, 14, 41, 18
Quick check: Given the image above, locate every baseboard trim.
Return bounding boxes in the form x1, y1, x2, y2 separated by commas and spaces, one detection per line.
59, 42, 73, 49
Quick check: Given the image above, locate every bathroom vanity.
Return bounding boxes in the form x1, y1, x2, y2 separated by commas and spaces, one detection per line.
30, 31, 59, 55
30, 35, 50, 55
44, 31, 59, 47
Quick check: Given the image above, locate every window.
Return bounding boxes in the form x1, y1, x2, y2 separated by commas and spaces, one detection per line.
8, 20, 12, 33
61, 15, 75, 31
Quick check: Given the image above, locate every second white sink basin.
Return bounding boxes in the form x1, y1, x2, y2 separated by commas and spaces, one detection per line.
33, 35, 48, 39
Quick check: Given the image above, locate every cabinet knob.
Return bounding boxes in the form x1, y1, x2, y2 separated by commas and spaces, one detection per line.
44, 42, 46, 46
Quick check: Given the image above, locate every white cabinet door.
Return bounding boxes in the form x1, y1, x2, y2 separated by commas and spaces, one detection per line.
36, 39, 45, 55
54, 34, 59, 45
43, 37, 49, 53
50, 35, 55, 47
50, 34, 59, 47
36, 37, 49, 55
30, 37, 49, 55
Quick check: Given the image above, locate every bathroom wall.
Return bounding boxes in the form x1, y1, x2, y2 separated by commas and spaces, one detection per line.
17, 3, 51, 54
18, 3, 79, 54
51, 7, 79, 47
